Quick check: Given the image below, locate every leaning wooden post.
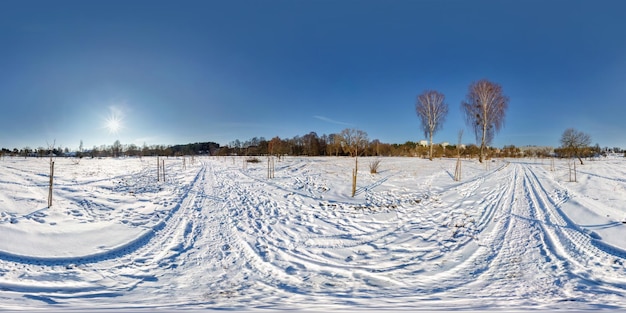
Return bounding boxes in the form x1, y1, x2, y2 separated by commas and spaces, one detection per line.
267, 155, 275, 179
157, 156, 160, 182
351, 157, 358, 197
573, 159, 577, 182
454, 130, 463, 181
48, 160, 54, 207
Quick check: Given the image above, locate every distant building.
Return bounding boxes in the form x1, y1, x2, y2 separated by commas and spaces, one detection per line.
418, 140, 428, 147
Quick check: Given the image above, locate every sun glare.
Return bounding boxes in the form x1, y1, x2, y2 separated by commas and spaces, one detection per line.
106, 117, 121, 133
104, 110, 124, 134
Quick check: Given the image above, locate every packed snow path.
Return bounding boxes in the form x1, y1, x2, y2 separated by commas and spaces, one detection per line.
0, 156, 625, 310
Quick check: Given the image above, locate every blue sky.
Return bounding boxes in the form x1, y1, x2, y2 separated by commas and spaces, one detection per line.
1, 0, 625, 151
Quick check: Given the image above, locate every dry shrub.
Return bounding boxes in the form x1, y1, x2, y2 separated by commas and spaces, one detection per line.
369, 159, 381, 174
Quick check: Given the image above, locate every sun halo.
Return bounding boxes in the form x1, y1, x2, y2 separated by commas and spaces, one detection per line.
104, 113, 124, 134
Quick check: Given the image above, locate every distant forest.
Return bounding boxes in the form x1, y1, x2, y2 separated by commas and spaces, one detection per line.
0, 130, 619, 159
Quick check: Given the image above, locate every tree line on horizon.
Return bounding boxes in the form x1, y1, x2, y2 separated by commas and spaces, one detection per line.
1, 131, 618, 160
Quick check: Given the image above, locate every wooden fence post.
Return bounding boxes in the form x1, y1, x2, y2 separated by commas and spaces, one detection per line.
48, 160, 54, 207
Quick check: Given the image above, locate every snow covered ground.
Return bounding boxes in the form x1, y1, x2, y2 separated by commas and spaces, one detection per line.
0, 155, 625, 311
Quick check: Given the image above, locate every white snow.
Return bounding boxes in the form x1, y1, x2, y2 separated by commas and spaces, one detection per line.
0, 155, 625, 311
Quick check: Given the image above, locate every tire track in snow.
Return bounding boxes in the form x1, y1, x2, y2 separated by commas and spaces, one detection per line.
457, 164, 571, 305
222, 159, 626, 308
204, 158, 526, 305
96, 161, 209, 285
203, 160, 400, 302
0, 159, 207, 302
393, 161, 519, 295
121, 159, 261, 306
527, 166, 626, 259
22, 161, 208, 299
169, 159, 324, 306
519, 166, 626, 298
408, 162, 626, 307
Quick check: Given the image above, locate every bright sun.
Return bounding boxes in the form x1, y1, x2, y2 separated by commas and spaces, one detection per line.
104, 111, 124, 134
106, 117, 121, 133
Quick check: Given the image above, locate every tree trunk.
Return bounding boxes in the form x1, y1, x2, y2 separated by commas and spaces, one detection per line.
429, 131, 433, 161
479, 104, 489, 163
479, 132, 485, 163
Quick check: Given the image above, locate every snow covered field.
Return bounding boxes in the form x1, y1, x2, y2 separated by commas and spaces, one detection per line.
0, 155, 625, 311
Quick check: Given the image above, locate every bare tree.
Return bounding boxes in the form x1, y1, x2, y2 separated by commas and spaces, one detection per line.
340, 128, 368, 157
560, 128, 591, 165
268, 137, 278, 155
302, 131, 321, 156
329, 133, 343, 156
112, 140, 122, 158
416, 90, 449, 161
461, 79, 509, 163
339, 128, 368, 197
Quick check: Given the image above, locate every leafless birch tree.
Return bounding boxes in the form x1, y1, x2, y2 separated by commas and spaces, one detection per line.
461, 79, 509, 163
416, 90, 449, 161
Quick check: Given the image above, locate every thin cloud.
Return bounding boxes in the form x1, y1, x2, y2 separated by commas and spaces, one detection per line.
313, 115, 353, 126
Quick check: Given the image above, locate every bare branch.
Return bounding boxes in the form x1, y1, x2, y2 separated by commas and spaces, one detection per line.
461, 79, 509, 163
560, 128, 591, 165
416, 90, 449, 161
340, 128, 369, 157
